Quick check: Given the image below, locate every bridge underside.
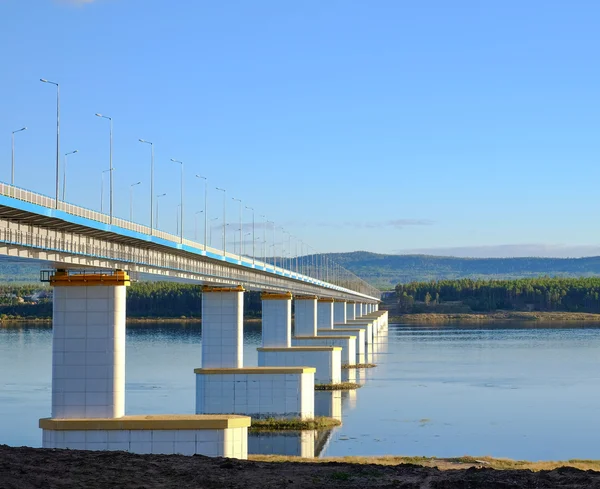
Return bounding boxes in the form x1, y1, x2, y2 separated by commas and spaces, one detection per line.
0, 203, 378, 302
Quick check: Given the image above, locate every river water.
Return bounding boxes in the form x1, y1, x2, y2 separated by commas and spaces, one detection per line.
2, 321, 600, 460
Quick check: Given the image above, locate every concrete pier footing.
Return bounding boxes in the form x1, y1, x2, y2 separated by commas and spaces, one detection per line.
195, 367, 315, 419
40, 415, 250, 457
292, 335, 356, 366
258, 346, 342, 384
198, 288, 316, 420
42, 272, 251, 459
318, 328, 365, 363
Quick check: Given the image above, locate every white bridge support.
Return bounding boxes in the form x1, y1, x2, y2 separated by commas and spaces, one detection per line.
196, 288, 315, 419
294, 295, 356, 366
317, 298, 335, 330
201, 286, 245, 368
346, 302, 356, 321
258, 292, 341, 385
294, 295, 318, 338
50, 270, 127, 419
42, 271, 250, 458
334, 300, 347, 324
318, 328, 365, 364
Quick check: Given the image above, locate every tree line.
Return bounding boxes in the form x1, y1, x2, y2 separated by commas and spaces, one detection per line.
395, 277, 600, 313
0, 282, 263, 319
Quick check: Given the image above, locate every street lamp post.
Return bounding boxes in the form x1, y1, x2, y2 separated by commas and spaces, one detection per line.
11, 127, 27, 186
209, 217, 218, 247
170, 159, 184, 242
40, 79, 59, 208
62, 150, 78, 201
195, 210, 203, 241
244, 233, 251, 256
95, 114, 113, 224
156, 193, 166, 228
232, 198, 242, 259
100, 168, 111, 213
261, 215, 267, 265
216, 187, 226, 254
129, 181, 141, 221
195, 175, 207, 251
139, 139, 154, 234
245, 206, 255, 266
269, 220, 275, 270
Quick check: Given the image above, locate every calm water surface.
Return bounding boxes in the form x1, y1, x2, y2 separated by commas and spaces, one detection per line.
2, 321, 600, 460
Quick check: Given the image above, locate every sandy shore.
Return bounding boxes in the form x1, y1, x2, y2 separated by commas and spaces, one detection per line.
390, 311, 600, 323
2, 445, 600, 489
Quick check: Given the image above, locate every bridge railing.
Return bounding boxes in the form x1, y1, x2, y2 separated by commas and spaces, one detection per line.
0, 182, 380, 299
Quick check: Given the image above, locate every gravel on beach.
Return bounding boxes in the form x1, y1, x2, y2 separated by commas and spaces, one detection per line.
2, 445, 600, 489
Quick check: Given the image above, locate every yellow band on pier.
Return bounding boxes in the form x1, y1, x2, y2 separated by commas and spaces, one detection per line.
40, 414, 250, 430
261, 292, 293, 300
202, 285, 245, 293
50, 270, 130, 287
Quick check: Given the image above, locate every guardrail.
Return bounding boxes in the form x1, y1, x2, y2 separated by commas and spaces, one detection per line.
0, 182, 381, 299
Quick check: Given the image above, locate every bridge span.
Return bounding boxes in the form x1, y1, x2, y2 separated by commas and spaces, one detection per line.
0, 182, 379, 302
0, 181, 387, 460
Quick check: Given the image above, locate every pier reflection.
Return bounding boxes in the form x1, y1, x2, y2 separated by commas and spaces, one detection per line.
341, 388, 357, 410
314, 390, 342, 420
248, 430, 317, 457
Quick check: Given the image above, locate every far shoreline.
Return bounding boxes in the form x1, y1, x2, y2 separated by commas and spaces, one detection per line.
0, 317, 262, 325
389, 311, 600, 323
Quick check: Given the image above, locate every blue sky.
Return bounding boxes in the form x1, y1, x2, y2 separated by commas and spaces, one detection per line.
2, 0, 600, 257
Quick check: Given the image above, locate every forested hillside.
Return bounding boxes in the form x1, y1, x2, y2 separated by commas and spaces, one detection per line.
5, 252, 600, 291
316, 252, 600, 289
395, 277, 600, 313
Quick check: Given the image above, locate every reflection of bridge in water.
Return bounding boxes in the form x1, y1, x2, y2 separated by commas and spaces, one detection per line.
248, 428, 335, 458
248, 336, 389, 459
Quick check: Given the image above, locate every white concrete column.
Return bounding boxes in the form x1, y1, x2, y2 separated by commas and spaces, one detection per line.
375, 303, 379, 311
356, 303, 364, 317
294, 295, 317, 337
346, 302, 356, 321
334, 300, 347, 324
261, 292, 292, 347
317, 298, 334, 330
50, 270, 129, 419
202, 285, 244, 368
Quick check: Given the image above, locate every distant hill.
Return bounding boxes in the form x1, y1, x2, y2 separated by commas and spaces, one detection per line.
5, 252, 600, 291
0, 260, 42, 283
318, 252, 600, 290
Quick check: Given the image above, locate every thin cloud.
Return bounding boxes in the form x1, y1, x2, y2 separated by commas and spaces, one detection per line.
54, 0, 96, 5
317, 219, 433, 229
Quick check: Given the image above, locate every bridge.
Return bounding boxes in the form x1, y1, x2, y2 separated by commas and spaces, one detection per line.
0, 182, 379, 301
0, 180, 387, 459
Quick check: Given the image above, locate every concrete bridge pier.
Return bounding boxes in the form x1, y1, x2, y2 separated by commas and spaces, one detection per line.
346, 301, 356, 321
317, 296, 366, 363
317, 297, 335, 329
41, 271, 250, 458
293, 295, 356, 367
334, 299, 347, 324
196, 287, 315, 420
258, 292, 341, 385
